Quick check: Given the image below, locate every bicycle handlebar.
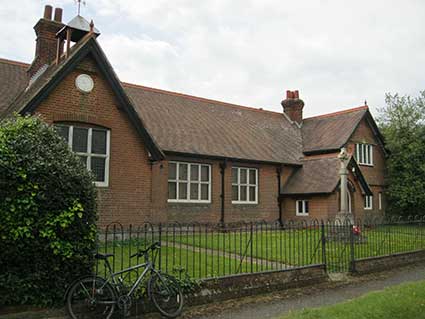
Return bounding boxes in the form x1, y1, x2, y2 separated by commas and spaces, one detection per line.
130, 241, 161, 259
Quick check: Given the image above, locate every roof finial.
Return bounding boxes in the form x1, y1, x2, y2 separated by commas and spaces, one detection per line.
76, 0, 86, 16
89, 20, 94, 33
364, 99, 368, 106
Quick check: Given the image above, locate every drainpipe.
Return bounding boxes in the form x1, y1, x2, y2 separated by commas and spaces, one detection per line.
219, 161, 227, 226
277, 167, 283, 226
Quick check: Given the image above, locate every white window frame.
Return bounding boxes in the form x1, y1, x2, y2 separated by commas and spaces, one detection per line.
355, 143, 374, 166
232, 167, 258, 204
378, 192, 382, 210
167, 161, 211, 203
364, 195, 373, 210
58, 124, 110, 187
296, 200, 309, 216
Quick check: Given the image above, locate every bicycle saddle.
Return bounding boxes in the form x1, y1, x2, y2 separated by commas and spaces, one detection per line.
94, 252, 114, 260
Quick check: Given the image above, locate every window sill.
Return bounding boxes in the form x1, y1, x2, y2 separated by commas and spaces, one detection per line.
364, 208, 373, 210
358, 163, 374, 167
95, 182, 109, 187
232, 201, 258, 205
168, 200, 211, 204
296, 214, 309, 217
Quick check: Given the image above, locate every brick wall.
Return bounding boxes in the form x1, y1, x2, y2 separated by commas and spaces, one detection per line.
35, 55, 153, 227
152, 156, 283, 224
30, 55, 386, 226
354, 250, 425, 274
34, 52, 286, 226
346, 117, 386, 216
282, 194, 334, 221
281, 115, 387, 222
31, 48, 289, 227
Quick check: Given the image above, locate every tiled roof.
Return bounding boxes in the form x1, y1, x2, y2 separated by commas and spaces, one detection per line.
124, 84, 303, 164
282, 155, 372, 195
302, 106, 368, 154
282, 156, 340, 195
0, 42, 371, 166
0, 59, 29, 116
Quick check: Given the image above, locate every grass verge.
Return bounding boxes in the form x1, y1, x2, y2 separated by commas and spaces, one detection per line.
278, 280, 425, 319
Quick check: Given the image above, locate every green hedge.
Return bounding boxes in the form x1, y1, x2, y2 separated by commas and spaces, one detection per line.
0, 115, 97, 306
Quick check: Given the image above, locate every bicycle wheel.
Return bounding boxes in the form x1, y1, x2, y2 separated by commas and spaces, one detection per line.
66, 276, 116, 319
148, 273, 184, 318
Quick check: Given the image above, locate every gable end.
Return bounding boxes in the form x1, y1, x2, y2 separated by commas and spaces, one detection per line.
346, 110, 388, 157
19, 37, 164, 161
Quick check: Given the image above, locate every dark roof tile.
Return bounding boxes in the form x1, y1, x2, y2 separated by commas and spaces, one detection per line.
302, 106, 368, 154
282, 156, 340, 194
124, 84, 303, 164
0, 48, 370, 167
0, 59, 29, 115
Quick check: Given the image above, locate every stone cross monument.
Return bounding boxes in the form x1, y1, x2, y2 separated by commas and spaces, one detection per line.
336, 147, 354, 223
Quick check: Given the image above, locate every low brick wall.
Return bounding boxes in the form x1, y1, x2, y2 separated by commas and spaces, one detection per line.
188, 264, 327, 306
131, 264, 328, 314
353, 249, 425, 274
0, 265, 327, 319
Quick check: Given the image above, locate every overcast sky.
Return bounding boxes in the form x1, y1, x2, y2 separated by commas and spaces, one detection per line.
1, 0, 424, 117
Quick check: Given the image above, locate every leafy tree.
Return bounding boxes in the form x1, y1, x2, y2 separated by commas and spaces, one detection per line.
377, 91, 425, 217
0, 115, 97, 306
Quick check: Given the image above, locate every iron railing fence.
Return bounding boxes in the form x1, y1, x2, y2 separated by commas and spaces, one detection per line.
353, 216, 425, 264
95, 216, 425, 279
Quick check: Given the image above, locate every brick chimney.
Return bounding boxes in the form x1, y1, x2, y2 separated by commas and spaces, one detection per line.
281, 90, 305, 124
27, 5, 65, 79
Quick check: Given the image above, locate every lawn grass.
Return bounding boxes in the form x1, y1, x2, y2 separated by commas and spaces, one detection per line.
164, 224, 425, 271
163, 227, 324, 268
278, 280, 425, 319
355, 225, 425, 258
96, 240, 253, 280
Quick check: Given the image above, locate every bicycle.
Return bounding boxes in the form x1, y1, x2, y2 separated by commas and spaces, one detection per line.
65, 241, 184, 319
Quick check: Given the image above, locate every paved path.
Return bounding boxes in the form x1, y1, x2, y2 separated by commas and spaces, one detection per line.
163, 241, 291, 270
175, 264, 425, 319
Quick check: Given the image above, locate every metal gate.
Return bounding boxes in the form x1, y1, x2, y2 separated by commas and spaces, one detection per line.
323, 221, 355, 273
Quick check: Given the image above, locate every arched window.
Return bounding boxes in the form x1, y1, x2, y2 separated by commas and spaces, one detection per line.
55, 124, 110, 187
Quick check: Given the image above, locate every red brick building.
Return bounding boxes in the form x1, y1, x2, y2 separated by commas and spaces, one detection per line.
0, 6, 387, 226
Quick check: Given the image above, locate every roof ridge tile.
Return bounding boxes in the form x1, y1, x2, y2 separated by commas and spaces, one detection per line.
304, 105, 368, 120
122, 82, 283, 116
0, 58, 30, 68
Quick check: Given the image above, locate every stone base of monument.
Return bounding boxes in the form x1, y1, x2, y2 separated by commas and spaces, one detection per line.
326, 212, 368, 244
334, 211, 354, 224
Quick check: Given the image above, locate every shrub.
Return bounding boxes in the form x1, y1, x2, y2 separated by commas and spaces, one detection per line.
378, 91, 425, 216
0, 115, 97, 306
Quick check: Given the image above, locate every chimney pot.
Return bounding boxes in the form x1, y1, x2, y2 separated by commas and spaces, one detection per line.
54, 8, 63, 22
281, 89, 304, 124
43, 5, 53, 20
286, 90, 291, 99
28, 5, 65, 78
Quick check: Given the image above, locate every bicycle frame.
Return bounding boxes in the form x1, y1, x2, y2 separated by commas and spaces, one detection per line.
102, 256, 161, 298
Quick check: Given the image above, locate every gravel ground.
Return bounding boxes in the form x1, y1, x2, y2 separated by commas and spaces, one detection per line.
151, 264, 425, 319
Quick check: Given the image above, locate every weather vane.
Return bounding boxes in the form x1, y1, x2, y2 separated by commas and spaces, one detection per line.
76, 0, 86, 15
